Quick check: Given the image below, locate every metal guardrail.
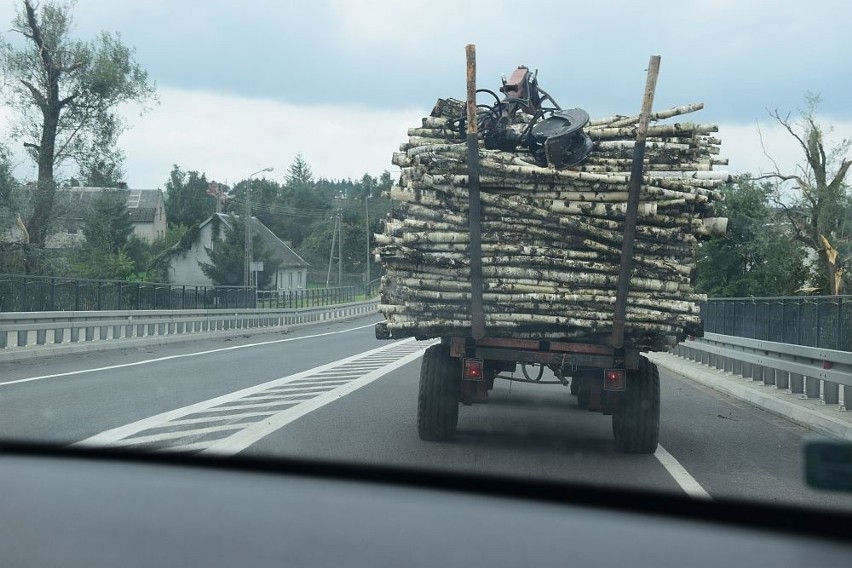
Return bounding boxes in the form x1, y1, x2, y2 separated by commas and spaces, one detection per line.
674, 332, 850, 409
702, 296, 852, 352
0, 299, 379, 351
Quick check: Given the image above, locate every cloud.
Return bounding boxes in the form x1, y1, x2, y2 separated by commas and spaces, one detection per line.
4, 84, 849, 192
116, 88, 425, 188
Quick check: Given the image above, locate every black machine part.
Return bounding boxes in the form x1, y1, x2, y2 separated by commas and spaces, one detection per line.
530, 108, 594, 167
471, 66, 594, 169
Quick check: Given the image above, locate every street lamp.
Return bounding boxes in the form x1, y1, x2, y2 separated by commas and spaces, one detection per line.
365, 193, 371, 296
244, 167, 274, 290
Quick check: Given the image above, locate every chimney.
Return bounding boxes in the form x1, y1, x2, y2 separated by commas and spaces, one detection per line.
117, 181, 128, 189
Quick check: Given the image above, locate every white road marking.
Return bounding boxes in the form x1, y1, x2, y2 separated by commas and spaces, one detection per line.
654, 445, 712, 499
0, 321, 381, 387
74, 338, 431, 455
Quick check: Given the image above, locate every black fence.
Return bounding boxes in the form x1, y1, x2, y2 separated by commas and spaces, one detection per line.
256, 287, 356, 308
702, 296, 852, 352
0, 274, 256, 312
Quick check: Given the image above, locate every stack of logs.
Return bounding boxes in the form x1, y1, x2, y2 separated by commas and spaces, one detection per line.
375, 101, 728, 350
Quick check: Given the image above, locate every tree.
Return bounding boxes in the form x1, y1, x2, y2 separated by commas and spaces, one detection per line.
759, 95, 852, 294
164, 165, 216, 227
0, 0, 156, 272
695, 176, 809, 297
0, 147, 26, 273
81, 189, 133, 253
285, 154, 313, 189
199, 215, 280, 288
75, 188, 135, 279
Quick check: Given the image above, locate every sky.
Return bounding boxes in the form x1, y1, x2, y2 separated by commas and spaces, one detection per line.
1, 0, 851, 189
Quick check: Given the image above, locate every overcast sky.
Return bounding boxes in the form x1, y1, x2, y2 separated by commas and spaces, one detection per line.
1, 0, 851, 189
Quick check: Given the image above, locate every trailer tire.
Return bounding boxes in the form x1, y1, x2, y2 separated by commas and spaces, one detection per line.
613, 356, 659, 454
418, 344, 460, 441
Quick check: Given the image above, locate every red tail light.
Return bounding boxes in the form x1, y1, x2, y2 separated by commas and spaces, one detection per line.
604, 369, 625, 391
463, 358, 484, 380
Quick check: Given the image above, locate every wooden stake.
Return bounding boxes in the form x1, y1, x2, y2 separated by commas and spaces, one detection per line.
611, 55, 661, 349
466, 44, 485, 339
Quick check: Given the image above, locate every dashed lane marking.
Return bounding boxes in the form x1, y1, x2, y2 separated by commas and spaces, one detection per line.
654, 445, 712, 500
74, 338, 433, 456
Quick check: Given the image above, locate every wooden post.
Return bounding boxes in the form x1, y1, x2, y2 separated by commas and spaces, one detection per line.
466, 44, 486, 340
611, 55, 661, 349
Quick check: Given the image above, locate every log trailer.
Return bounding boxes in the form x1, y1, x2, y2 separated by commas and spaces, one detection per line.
392, 51, 690, 454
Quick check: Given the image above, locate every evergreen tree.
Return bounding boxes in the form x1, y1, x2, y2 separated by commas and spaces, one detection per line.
164, 165, 216, 227
199, 215, 280, 288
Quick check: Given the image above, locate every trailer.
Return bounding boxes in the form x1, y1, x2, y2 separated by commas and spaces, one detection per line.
379, 50, 712, 454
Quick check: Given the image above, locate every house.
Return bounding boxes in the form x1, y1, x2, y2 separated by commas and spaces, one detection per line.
49, 186, 167, 246
166, 213, 309, 289
1, 185, 167, 248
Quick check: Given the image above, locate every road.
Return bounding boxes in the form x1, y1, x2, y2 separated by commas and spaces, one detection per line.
2, 313, 850, 511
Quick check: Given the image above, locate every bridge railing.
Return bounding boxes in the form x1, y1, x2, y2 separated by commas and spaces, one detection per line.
0, 299, 379, 353
675, 296, 852, 409
0, 274, 255, 312
702, 296, 852, 351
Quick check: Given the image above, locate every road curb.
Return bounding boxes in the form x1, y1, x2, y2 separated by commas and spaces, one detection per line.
647, 351, 852, 443
0, 314, 375, 364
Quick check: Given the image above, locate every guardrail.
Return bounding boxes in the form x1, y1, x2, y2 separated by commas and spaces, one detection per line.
0, 299, 379, 352
674, 332, 850, 409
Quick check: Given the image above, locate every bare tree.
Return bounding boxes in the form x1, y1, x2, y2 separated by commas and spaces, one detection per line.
758, 95, 851, 295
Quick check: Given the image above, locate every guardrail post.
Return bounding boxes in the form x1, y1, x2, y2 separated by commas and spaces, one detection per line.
804, 376, 821, 399
823, 381, 839, 405
775, 369, 789, 390
762, 364, 774, 386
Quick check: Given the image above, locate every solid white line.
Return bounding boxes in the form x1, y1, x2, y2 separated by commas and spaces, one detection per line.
654, 445, 712, 500
74, 338, 418, 448
0, 321, 381, 387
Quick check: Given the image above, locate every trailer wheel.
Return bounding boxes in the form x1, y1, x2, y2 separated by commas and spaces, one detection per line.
418, 344, 460, 441
613, 356, 659, 454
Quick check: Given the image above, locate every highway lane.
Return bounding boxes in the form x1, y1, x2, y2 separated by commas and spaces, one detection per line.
2, 312, 851, 511
0, 318, 383, 444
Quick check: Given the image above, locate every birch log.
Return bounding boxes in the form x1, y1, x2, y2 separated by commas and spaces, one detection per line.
376, 96, 727, 347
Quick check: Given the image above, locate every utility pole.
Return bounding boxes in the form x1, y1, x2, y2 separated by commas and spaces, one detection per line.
244, 168, 274, 289
326, 212, 337, 287
365, 194, 370, 294
243, 181, 251, 288
338, 209, 343, 288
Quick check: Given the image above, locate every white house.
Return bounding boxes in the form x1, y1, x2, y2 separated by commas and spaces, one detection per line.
167, 213, 309, 289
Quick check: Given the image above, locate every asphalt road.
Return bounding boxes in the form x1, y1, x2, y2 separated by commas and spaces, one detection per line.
2, 313, 851, 511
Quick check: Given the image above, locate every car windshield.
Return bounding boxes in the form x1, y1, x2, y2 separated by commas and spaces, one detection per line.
1, 0, 851, 514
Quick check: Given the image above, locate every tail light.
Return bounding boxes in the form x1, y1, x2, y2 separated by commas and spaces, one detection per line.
604, 369, 626, 391
463, 358, 484, 380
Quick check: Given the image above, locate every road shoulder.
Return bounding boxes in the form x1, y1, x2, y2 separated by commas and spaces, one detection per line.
647, 351, 852, 442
